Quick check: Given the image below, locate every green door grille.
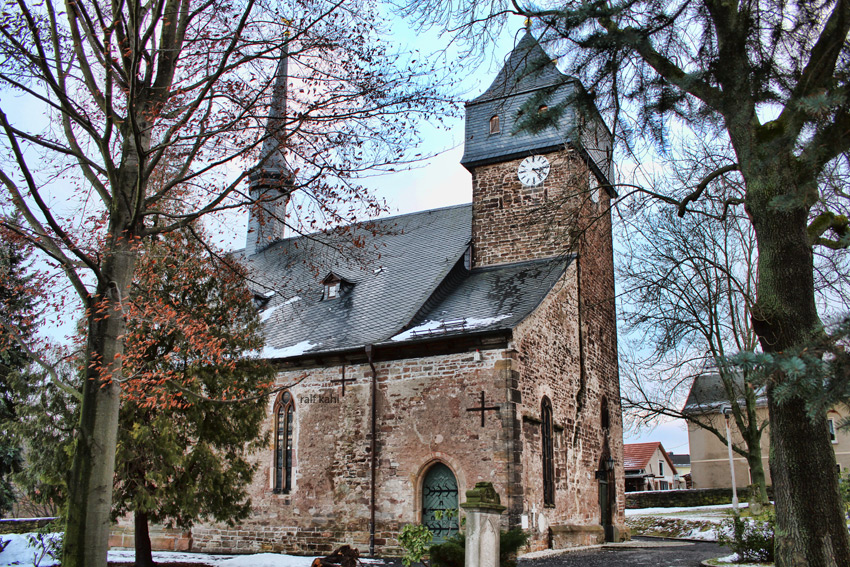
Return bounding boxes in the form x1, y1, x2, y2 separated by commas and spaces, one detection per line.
422, 463, 458, 544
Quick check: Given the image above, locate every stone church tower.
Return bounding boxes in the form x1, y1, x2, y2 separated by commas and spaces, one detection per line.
117, 32, 625, 555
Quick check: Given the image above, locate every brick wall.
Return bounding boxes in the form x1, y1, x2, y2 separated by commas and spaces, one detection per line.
471, 145, 624, 550
191, 349, 518, 555
471, 150, 587, 268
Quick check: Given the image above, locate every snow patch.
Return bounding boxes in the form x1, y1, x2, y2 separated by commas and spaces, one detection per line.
260, 296, 301, 322
262, 340, 318, 359
217, 554, 318, 567
391, 314, 513, 342
0, 532, 61, 567
1, 536, 390, 567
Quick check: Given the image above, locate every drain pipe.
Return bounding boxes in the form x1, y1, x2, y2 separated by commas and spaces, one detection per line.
366, 344, 378, 556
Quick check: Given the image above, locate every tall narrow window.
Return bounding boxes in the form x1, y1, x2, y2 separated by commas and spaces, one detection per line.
274, 391, 295, 493
601, 396, 610, 430
828, 418, 837, 443
542, 397, 555, 506
489, 115, 500, 134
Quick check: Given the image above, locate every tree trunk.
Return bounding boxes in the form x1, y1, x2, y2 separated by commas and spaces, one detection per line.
134, 510, 156, 567
62, 180, 140, 566
745, 449, 769, 506
62, 263, 132, 567
748, 187, 850, 567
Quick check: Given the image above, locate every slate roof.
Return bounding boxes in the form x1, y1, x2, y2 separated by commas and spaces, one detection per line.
668, 453, 691, 467
461, 32, 579, 168
682, 373, 767, 415
624, 442, 677, 474
242, 204, 572, 360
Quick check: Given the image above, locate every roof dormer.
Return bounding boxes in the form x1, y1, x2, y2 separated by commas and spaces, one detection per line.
321, 272, 352, 300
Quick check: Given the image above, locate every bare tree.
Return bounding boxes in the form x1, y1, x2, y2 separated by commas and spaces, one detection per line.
618, 147, 768, 502
0, 1, 449, 565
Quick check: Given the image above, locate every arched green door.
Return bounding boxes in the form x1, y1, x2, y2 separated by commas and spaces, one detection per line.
422, 463, 459, 543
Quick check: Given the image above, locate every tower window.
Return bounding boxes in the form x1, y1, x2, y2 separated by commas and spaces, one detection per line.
601, 396, 610, 430
489, 115, 500, 134
542, 397, 555, 506
274, 391, 295, 493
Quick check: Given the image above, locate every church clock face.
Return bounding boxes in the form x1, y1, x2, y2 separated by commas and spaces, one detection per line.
517, 155, 550, 186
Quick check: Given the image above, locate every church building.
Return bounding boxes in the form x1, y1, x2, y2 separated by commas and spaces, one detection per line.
191, 32, 626, 555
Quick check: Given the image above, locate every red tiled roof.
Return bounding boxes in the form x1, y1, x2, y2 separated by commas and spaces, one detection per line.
624, 442, 678, 474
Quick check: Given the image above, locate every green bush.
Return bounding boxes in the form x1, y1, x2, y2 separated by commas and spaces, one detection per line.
719, 510, 775, 563
399, 524, 433, 567
429, 533, 465, 567
500, 528, 530, 567
839, 469, 850, 519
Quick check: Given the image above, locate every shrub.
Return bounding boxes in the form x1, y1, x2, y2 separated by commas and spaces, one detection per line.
719, 510, 775, 563
429, 532, 465, 567
500, 528, 530, 567
839, 469, 850, 519
399, 524, 433, 567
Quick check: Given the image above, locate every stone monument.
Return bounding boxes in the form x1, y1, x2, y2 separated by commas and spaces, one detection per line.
460, 482, 506, 567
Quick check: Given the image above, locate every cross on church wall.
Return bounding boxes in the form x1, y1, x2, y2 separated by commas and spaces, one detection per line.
466, 391, 500, 427
330, 366, 356, 396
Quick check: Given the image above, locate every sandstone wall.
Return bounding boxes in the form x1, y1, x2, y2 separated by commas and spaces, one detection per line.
191, 349, 517, 555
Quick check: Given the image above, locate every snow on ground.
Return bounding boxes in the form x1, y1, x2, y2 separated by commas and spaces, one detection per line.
0, 533, 61, 566
625, 504, 741, 542
626, 502, 749, 521
0, 534, 388, 567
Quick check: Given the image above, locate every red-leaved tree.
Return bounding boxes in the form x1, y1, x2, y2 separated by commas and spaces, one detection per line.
0, 1, 450, 565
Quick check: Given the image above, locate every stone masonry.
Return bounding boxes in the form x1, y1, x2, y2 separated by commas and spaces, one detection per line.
185, 148, 624, 555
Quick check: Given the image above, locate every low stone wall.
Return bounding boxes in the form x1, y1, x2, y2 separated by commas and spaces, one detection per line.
625, 486, 773, 508
109, 520, 191, 552
0, 518, 57, 534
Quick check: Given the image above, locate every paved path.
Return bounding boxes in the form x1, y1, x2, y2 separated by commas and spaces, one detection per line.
518, 538, 730, 567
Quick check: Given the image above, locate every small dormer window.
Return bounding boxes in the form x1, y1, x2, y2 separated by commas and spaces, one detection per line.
321, 272, 350, 300
489, 115, 500, 134
326, 281, 340, 299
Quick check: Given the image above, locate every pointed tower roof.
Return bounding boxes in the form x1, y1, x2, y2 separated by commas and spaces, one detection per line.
460, 32, 579, 169
246, 46, 292, 256
255, 48, 289, 177
472, 31, 570, 103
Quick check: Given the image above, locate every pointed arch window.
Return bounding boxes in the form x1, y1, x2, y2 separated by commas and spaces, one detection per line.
542, 397, 555, 506
274, 391, 295, 493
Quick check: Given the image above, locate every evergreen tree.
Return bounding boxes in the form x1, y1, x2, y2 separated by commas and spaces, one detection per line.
0, 220, 39, 517
113, 225, 273, 567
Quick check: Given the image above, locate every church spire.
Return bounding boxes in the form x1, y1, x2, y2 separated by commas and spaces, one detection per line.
246, 45, 292, 256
